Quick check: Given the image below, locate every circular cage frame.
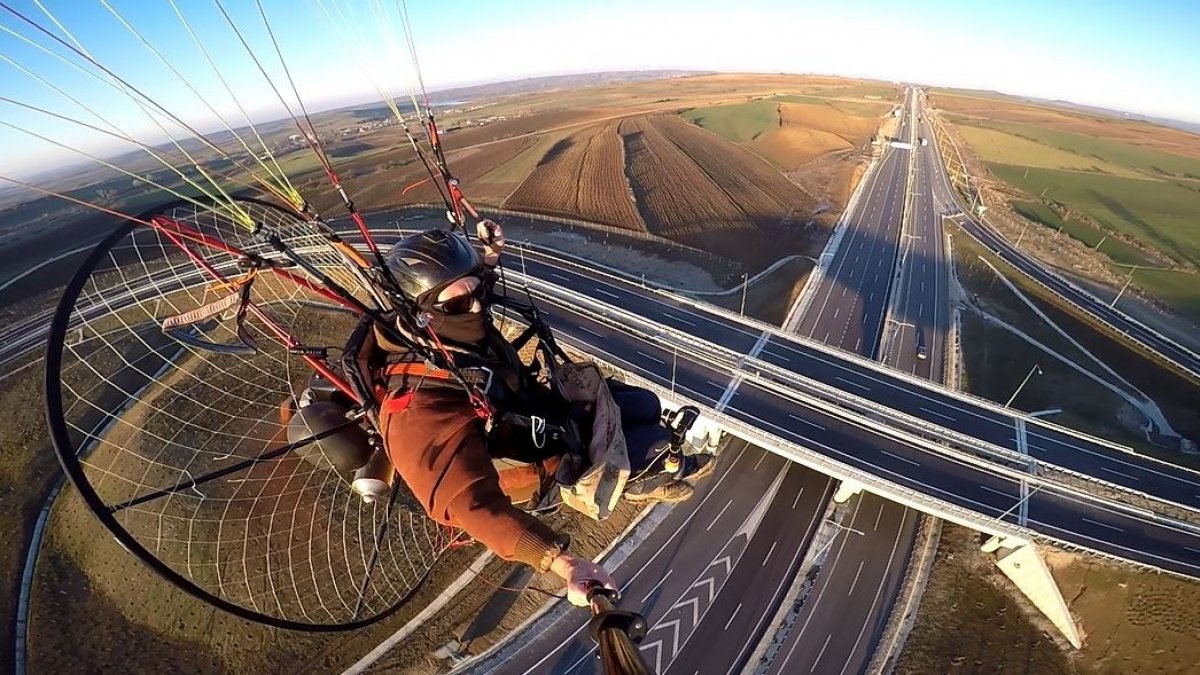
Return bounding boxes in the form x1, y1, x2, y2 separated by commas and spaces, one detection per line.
43, 197, 441, 631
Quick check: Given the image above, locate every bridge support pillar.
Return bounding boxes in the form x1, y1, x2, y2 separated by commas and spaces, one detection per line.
833, 480, 864, 504
983, 538, 1082, 649
979, 534, 1025, 553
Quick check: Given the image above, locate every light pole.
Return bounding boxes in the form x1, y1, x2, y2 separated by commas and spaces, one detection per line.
1005, 364, 1043, 408
814, 518, 866, 559
671, 346, 678, 396
1094, 234, 1107, 252
739, 272, 748, 316
1111, 265, 1138, 308
1014, 222, 1029, 248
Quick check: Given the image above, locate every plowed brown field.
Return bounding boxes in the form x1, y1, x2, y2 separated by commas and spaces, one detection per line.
505, 122, 645, 231
505, 113, 821, 267
653, 115, 816, 228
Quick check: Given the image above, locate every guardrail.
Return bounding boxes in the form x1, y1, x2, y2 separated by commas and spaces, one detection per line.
37, 235, 1200, 511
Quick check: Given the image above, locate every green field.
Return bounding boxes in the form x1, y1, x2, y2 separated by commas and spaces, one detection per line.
772, 95, 890, 118
957, 126, 1140, 176
989, 164, 1200, 268
680, 100, 778, 143
807, 84, 900, 101
1009, 200, 1153, 266
1120, 267, 1200, 323
979, 120, 1200, 182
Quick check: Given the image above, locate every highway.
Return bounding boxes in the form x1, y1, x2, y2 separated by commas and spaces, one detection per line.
535, 296, 1200, 577
956, 217, 1200, 380
768, 87, 924, 675
468, 89, 920, 674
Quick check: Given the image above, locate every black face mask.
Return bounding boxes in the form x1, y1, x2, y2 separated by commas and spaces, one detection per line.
427, 309, 487, 347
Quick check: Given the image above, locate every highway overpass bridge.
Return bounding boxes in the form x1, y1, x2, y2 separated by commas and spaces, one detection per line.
503, 248, 1200, 580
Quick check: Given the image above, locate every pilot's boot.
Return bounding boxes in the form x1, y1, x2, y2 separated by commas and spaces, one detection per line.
623, 474, 694, 503
678, 453, 717, 485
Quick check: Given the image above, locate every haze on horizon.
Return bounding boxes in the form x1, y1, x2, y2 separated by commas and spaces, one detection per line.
1, 0, 1197, 180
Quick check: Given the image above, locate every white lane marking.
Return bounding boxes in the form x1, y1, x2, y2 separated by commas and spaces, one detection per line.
723, 602, 743, 631
635, 350, 666, 365
979, 484, 1013, 499
880, 449, 920, 467
1100, 466, 1139, 481
754, 451, 769, 471
706, 499, 734, 531
848, 560, 866, 594
763, 541, 778, 566
873, 502, 885, 531
667, 313, 697, 327
642, 569, 673, 602
705, 380, 724, 390
575, 325, 603, 338
811, 634, 834, 673
594, 288, 620, 300
787, 413, 827, 431
1080, 517, 1124, 533
835, 376, 870, 391
549, 272, 570, 282
918, 406, 956, 422
792, 488, 805, 509
505, 444, 752, 675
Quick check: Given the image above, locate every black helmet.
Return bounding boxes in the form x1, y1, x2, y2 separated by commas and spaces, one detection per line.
385, 229, 481, 305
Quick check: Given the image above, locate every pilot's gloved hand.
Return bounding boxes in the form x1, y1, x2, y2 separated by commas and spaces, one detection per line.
476, 219, 505, 266
550, 552, 617, 607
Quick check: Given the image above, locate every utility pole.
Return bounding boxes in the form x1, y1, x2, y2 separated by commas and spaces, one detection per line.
1111, 265, 1138, 308
1005, 364, 1043, 408
1014, 222, 1029, 248
1094, 234, 1108, 252
739, 272, 748, 316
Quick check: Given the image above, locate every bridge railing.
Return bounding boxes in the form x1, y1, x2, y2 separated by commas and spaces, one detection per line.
54, 238, 1200, 523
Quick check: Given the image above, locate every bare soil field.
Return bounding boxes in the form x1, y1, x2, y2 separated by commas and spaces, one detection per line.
897, 522, 1200, 675
505, 121, 645, 230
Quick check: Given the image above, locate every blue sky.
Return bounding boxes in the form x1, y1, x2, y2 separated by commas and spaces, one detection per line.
2, 0, 1198, 179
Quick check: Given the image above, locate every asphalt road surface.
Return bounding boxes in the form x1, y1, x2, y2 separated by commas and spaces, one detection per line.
767, 87, 921, 675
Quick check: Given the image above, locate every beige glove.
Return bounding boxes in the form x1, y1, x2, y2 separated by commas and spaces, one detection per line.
550, 552, 618, 607
476, 219, 505, 266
